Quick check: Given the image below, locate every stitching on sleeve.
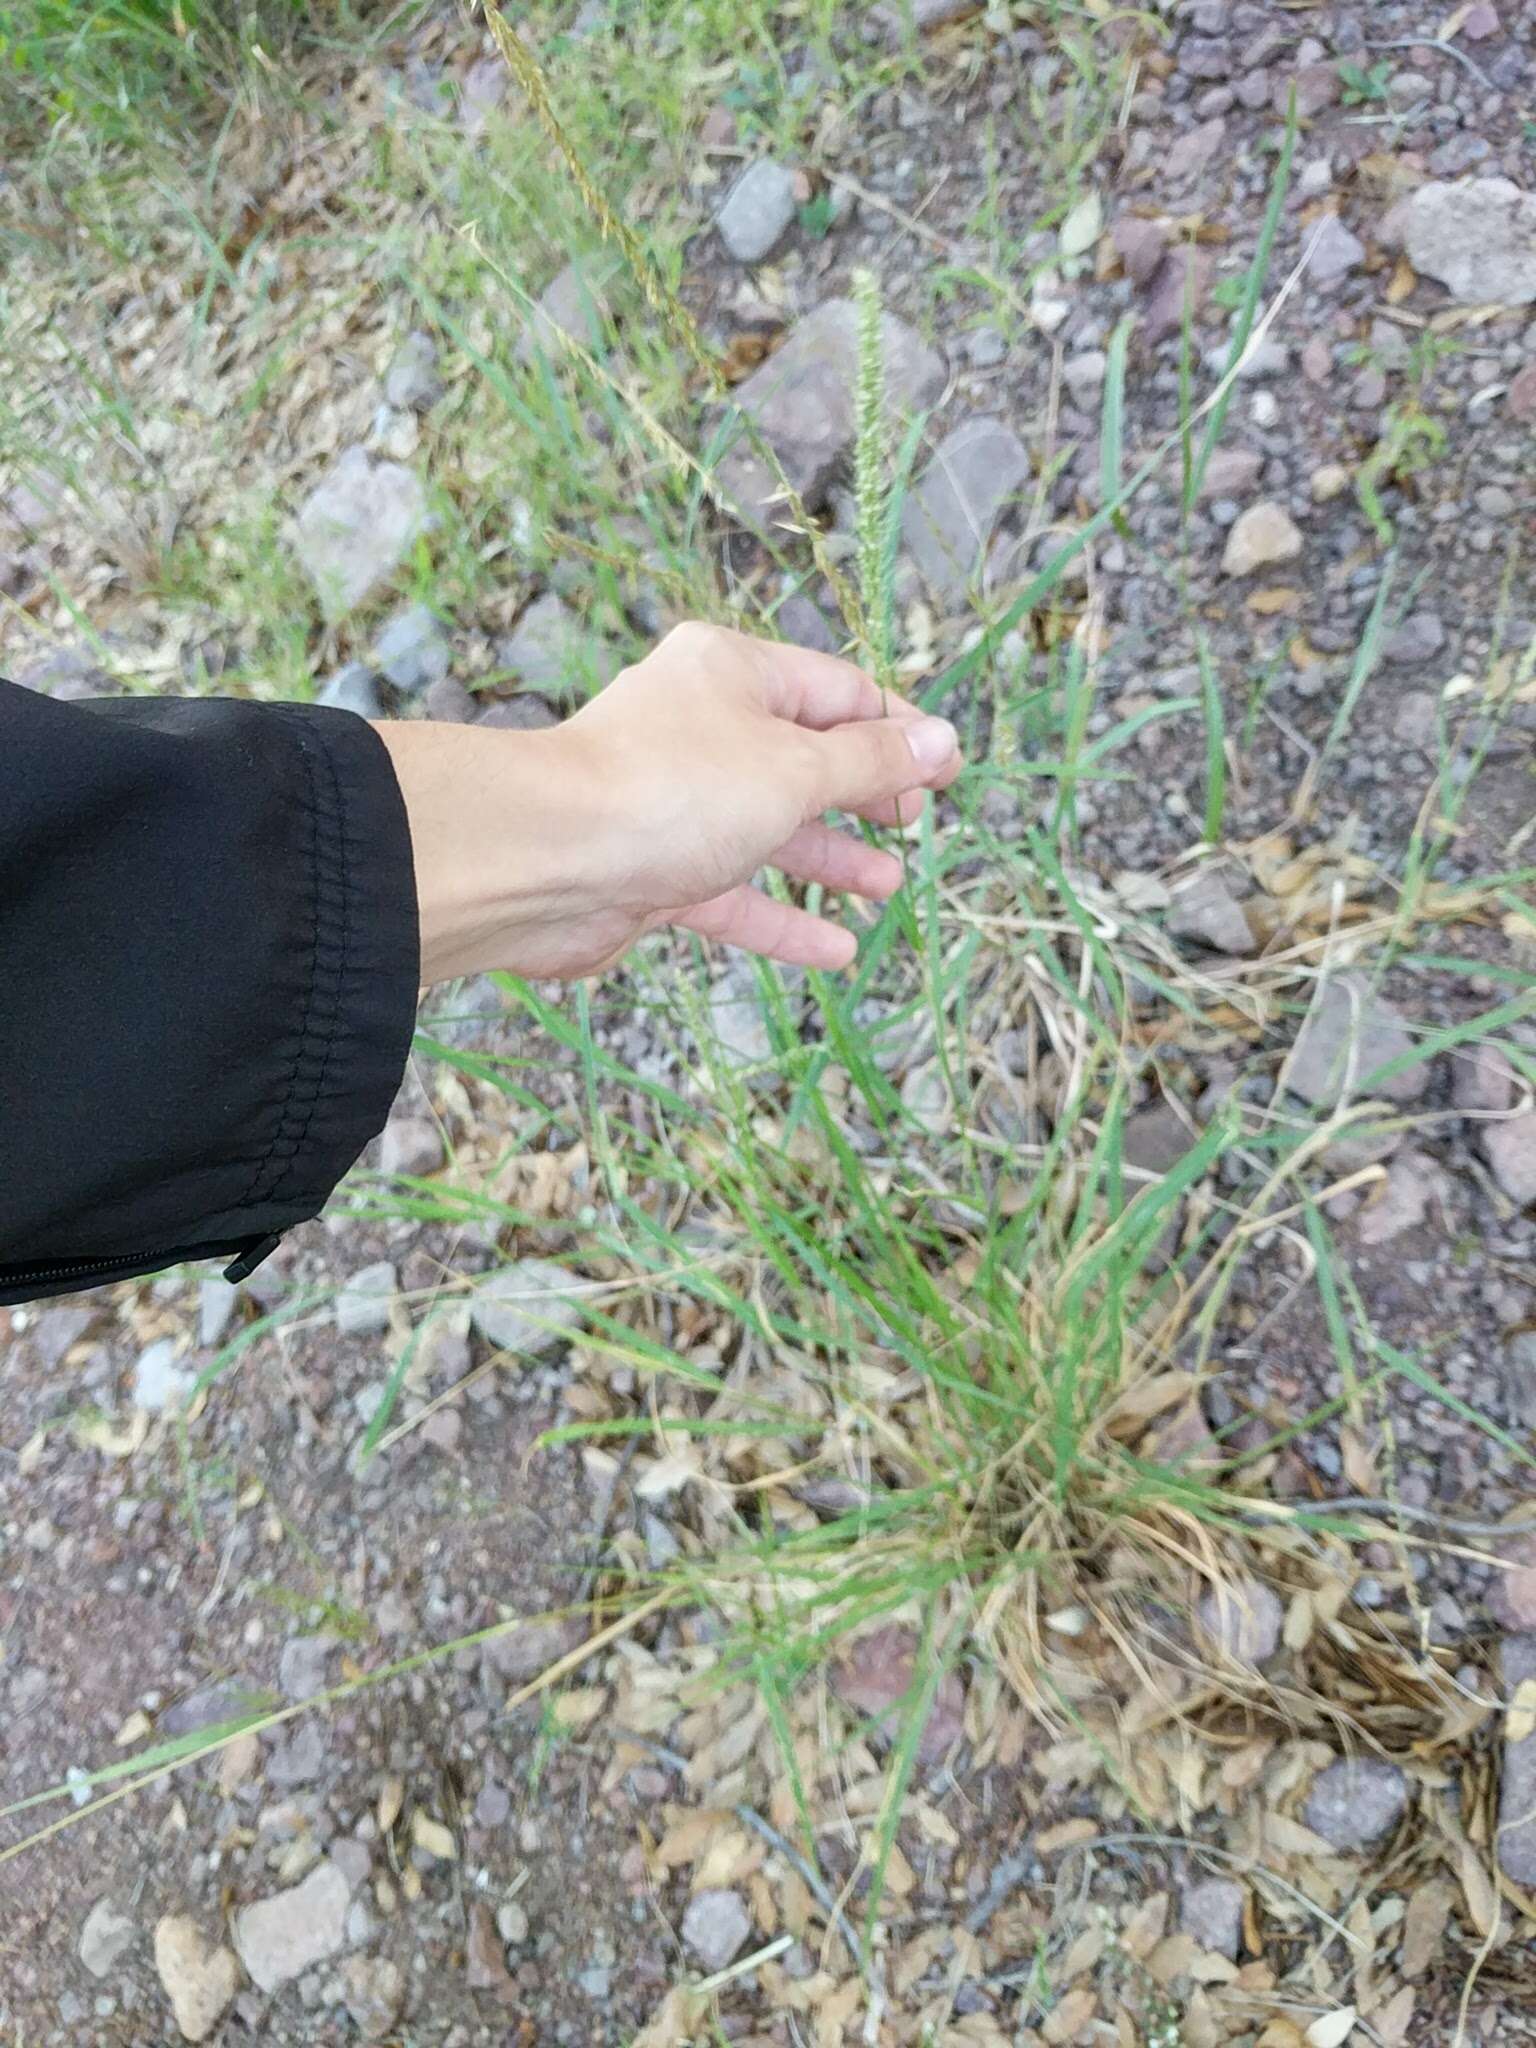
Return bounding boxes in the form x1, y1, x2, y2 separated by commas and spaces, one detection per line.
236, 706, 350, 1211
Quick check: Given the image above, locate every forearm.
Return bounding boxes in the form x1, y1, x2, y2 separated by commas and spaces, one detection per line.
370, 719, 612, 986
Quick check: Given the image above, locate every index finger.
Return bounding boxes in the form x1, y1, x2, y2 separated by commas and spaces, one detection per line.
746, 635, 923, 732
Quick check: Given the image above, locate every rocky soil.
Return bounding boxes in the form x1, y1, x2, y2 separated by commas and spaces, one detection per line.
3, 1, 1536, 2042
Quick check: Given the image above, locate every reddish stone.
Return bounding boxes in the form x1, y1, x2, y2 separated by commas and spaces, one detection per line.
1507, 361, 1536, 421
831, 1625, 966, 1764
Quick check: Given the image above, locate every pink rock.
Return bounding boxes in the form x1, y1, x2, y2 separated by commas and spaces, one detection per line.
1490, 1539, 1536, 1631
701, 104, 737, 149
1508, 361, 1536, 421
1285, 62, 1341, 117
1165, 117, 1227, 186
1144, 246, 1212, 343
832, 1625, 966, 1764
1302, 335, 1333, 382
1376, 196, 1416, 251
1462, 3, 1500, 38
1113, 214, 1169, 288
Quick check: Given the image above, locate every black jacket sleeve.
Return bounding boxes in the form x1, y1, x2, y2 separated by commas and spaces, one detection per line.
0, 680, 420, 1306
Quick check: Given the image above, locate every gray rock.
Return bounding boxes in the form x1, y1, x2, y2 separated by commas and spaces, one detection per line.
334, 1260, 397, 1338
1303, 1758, 1408, 1851
278, 1634, 334, 1703
1356, 1146, 1447, 1246
23, 1303, 93, 1370
470, 1259, 585, 1356
134, 1338, 195, 1415
1197, 447, 1263, 501
1287, 975, 1426, 1108
1180, 1877, 1244, 1959
715, 159, 798, 263
681, 1889, 752, 1972
515, 260, 613, 366
476, 1781, 512, 1828
704, 970, 774, 1068
872, 0, 978, 38
902, 417, 1030, 602
373, 603, 450, 693
1307, 213, 1366, 287
901, 1062, 950, 1134
328, 1837, 372, 1891
1382, 611, 1445, 665
1168, 871, 1256, 955
233, 1861, 351, 1994
1500, 1635, 1536, 1883
967, 325, 1008, 368
266, 1720, 326, 1789
292, 447, 428, 619
1063, 349, 1107, 403
28, 657, 115, 703
1181, 40, 1231, 81
1486, 1110, 1536, 1206
198, 1275, 239, 1350
478, 693, 560, 730
162, 1677, 265, 1738
317, 663, 383, 719
424, 674, 476, 722
80, 1899, 136, 1978
1351, 364, 1387, 410
379, 1115, 445, 1178
716, 298, 945, 533
1197, 1580, 1283, 1667
458, 55, 506, 136
776, 591, 840, 653
1453, 1043, 1516, 1115
484, 1615, 585, 1685
384, 331, 444, 412
498, 592, 620, 698
1123, 1102, 1196, 1179
339, 1954, 405, 2040
1404, 179, 1536, 306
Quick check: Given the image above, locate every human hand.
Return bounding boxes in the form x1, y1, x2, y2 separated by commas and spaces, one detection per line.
374, 620, 962, 985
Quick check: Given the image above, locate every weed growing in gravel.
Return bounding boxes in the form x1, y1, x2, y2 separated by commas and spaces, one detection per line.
7, 18, 1536, 2042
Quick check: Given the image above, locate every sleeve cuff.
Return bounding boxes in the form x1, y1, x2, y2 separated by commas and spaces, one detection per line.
236, 702, 421, 1228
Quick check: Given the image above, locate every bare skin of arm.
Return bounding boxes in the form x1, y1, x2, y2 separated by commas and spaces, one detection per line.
373, 621, 962, 987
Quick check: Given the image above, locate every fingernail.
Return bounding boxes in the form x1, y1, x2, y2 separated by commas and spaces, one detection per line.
906, 716, 958, 775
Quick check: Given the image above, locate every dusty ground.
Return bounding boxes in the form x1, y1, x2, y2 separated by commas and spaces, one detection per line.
3, 1, 1536, 2044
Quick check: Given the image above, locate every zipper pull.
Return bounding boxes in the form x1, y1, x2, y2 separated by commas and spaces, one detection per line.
223, 1232, 282, 1284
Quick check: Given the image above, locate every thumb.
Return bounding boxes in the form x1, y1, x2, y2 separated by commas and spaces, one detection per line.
808, 714, 959, 815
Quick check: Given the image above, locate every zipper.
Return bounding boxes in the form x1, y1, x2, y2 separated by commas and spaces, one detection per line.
0, 1231, 283, 1298
2, 1248, 171, 1286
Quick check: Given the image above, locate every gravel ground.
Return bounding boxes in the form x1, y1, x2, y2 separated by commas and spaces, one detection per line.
3, 1, 1536, 2040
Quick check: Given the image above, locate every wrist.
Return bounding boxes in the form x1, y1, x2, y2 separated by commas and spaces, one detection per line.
374, 717, 618, 984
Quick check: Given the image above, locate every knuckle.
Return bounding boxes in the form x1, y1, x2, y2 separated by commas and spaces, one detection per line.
662, 619, 730, 662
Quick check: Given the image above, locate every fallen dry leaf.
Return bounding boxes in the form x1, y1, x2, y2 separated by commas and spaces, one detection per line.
376, 1774, 404, 1836
466, 1900, 518, 2002
1305, 2013, 1357, 2048
1458, 1838, 1500, 1939
410, 1810, 457, 1862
